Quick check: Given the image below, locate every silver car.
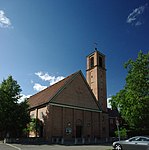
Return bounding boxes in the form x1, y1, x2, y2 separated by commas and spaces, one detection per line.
113, 136, 149, 150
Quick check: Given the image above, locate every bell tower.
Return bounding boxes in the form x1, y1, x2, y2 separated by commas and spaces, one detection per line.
86, 48, 107, 112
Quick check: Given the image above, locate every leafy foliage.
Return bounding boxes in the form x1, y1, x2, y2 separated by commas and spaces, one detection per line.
0, 76, 30, 138
110, 51, 149, 130
28, 118, 42, 132
115, 128, 127, 139
24, 118, 43, 137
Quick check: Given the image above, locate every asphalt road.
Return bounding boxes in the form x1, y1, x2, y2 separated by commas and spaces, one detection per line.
0, 143, 113, 150
0, 143, 20, 150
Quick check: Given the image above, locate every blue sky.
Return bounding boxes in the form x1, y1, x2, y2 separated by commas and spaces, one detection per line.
0, 0, 149, 104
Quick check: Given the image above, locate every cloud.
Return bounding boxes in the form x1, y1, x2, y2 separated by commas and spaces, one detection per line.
31, 80, 34, 84
107, 97, 112, 108
135, 21, 142, 26
0, 10, 11, 28
18, 94, 31, 103
126, 3, 148, 26
33, 71, 65, 92
35, 71, 65, 85
33, 83, 47, 92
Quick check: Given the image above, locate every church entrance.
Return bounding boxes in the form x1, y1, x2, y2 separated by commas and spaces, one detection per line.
76, 125, 82, 138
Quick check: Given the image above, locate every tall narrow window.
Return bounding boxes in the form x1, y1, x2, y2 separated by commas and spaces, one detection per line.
90, 57, 94, 68
99, 56, 102, 67
31, 113, 34, 118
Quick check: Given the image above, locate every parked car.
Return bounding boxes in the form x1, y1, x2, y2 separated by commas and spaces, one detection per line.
113, 136, 149, 150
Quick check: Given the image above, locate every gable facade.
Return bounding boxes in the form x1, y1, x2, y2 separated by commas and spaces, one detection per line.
50, 71, 100, 111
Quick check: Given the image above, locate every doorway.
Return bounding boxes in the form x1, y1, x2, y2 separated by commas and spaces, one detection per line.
39, 125, 43, 137
76, 125, 82, 138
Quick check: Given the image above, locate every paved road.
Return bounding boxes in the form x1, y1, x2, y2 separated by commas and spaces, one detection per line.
0, 143, 113, 150
0, 143, 19, 150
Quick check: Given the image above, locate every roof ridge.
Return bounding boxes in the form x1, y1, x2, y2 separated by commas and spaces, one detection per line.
28, 70, 81, 109
49, 70, 81, 103
29, 70, 80, 99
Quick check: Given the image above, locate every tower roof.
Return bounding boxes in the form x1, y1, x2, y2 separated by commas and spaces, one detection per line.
86, 49, 105, 58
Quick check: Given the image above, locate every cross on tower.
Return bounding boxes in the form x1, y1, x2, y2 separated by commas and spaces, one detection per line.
94, 42, 98, 50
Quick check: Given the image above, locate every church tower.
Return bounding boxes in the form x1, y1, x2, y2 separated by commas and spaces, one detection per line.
86, 48, 107, 112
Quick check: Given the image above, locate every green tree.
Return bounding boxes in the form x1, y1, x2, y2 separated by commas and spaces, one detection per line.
15, 100, 30, 137
0, 76, 30, 138
24, 118, 43, 137
115, 128, 127, 139
110, 51, 149, 130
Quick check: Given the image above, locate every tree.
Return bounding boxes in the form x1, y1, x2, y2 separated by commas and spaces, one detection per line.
15, 100, 30, 137
24, 118, 43, 137
110, 51, 149, 131
0, 76, 30, 138
115, 128, 127, 139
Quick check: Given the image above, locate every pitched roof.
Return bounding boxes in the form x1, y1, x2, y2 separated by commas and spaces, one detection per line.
28, 71, 80, 109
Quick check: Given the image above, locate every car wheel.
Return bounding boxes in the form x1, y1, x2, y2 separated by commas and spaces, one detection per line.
115, 144, 122, 150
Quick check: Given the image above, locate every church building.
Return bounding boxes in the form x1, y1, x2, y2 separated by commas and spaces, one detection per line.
28, 49, 109, 143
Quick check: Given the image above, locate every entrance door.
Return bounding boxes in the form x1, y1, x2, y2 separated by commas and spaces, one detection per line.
39, 125, 43, 137
76, 126, 82, 138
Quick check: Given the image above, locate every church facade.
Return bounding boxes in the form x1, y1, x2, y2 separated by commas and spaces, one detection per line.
28, 49, 109, 143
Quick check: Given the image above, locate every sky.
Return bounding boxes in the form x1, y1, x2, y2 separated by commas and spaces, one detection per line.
0, 0, 149, 105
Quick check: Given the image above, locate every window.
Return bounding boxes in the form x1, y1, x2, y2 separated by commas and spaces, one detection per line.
39, 112, 44, 119
99, 56, 102, 67
91, 75, 94, 82
138, 137, 149, 141
90, 57, 94, 68
129, 137, 140, 141
31, 113, 34, 118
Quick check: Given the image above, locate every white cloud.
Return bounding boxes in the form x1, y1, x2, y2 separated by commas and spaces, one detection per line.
107, 97, 112, 108
135, 21, 142, 26
33, 83, 47, 92
126, 3, 148, 26
18, 94, 31, 103
0, 10, 11, 28
35, 71, 65, 85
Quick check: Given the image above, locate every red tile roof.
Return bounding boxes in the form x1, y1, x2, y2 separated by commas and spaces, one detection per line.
28, 71, 79, 109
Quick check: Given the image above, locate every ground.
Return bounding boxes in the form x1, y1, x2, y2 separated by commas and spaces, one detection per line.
0, 143, 113, 150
